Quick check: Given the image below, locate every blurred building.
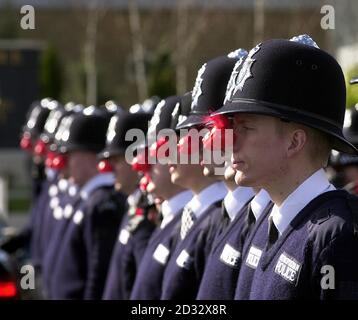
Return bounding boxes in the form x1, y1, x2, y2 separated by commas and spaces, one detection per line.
0, 0, 331, 107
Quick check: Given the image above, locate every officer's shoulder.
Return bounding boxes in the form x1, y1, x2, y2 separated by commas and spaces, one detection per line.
203, 201, 224, 225
85, 186, 119, 212
307, 190, 358, 248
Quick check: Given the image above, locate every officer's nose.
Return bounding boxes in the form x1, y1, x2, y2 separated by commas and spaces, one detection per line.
97, 159, 113, 173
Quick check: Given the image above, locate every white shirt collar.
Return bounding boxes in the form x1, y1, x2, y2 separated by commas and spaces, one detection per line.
46, 168, 57, 181
224, 186, 255, 221
250, 189, 272, 221
270, 168, 335, 236
160, 190, 193, 229
188, 181, 227, 219
80, 173, 115, 200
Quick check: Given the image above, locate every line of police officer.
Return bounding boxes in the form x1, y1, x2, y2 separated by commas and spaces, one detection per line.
2, 33, 358, 300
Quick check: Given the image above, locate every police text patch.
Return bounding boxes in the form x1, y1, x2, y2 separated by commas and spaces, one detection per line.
245, 245, 263, 269
153, 244, 170, 265
176, 249, 193, 270
220, 243, 241, 268
274, 252, 302, 285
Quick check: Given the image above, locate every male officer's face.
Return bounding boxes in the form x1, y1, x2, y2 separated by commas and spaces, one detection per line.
224, 162, 236, 181
68, 150, 97, 186
342, 165, 358, 184
110, 155, 138, 192
169, 162, 203, 188
201, 151, 226, 179
147, 163, 172, 202
231, 114, 288, 188
169, 132, 205, 188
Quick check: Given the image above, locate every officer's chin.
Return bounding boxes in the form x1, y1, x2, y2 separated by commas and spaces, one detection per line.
224, 166, 236, 181
203, 166, 215, 177
234, 170, 250, 187
170, 170, 181, 186
114, 181, 122, 191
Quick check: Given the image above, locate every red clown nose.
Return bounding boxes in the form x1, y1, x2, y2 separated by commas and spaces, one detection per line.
149, 136, 169, 159
132, 148, 151, 173
52, 154, 67, 170
20, 135, 32, 152
97, 159, 113, 173
202, 114, 235, 151
139, 173, 151, 192
34, 139, 47, 157
45, 151, 56, 168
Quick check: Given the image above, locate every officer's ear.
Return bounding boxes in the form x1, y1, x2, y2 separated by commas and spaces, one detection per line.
285, 125, 307, 158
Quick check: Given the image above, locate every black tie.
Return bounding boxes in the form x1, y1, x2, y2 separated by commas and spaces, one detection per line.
266, 216, 279, 250
239, 204, 256, 247
222, 204, 231, 228
246, 204, 256, 227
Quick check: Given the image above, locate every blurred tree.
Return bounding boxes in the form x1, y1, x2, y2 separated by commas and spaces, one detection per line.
346, 65, 358, 108
39, 45, 63, 100
61, 61, 86, 105
128, 0, 148, 102
147, 50, 176, 98
175, 0, 207, 94
0, 0, 19, 39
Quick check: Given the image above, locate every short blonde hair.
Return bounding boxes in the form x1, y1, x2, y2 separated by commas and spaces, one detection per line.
275, 119, 332, 167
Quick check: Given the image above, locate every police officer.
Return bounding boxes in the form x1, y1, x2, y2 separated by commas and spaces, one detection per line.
1, 99, 56, 255
191, 50, 260, 299
39, 103, 84, 252
187, 49, 270, 300
41, 106, 84, 298
160, 51, 247, 300
26, 101, 73, 292
49, 106, 124, 299
101, 109, 154, 300
212, 35, 358, 299
129, 95, 193, 300
20, 98, 54, 200
330, 106, 358, 195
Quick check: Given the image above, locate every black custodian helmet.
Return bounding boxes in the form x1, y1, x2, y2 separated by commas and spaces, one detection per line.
22, 98, 54, 139
99, 111, 152, 159
146, 95, 181, 146
215, 37, 357, 155
57, 106, 110, 154
330, 106, 358, 167
176, 49, 248, 129
170, 91, 193, 130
